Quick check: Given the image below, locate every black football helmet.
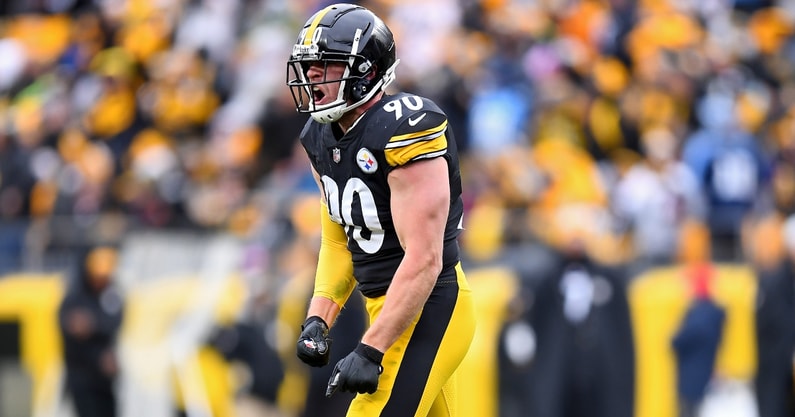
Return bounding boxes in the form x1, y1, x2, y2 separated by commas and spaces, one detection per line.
286, 3, 399, 123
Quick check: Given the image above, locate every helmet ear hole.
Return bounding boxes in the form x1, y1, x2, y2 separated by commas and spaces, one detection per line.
349, 78, 369, 102
349, 66, 376, 102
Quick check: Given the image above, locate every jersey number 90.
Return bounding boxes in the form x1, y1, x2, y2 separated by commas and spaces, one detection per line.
321, 175, 384, 254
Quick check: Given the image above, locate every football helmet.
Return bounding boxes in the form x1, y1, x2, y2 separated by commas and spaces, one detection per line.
286, 3, 399, 124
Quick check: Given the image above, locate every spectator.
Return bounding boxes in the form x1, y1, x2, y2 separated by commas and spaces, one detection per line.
745, 214, 795, 417
612, 127, 705, 271
682, 77, 773, 261
671, 223, 726, 417
58, 244, 124, 417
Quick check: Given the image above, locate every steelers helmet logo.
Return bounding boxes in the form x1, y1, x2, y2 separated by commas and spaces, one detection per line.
356, 148, 378, 174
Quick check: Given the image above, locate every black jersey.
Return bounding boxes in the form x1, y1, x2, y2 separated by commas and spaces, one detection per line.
300, 92, 465, 298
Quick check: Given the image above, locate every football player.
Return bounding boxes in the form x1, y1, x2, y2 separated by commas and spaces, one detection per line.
286, 3, 476, 416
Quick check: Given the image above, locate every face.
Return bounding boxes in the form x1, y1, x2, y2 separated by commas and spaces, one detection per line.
305, 61, 348, 108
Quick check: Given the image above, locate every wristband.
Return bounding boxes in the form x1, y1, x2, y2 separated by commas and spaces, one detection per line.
355, 342, 384, 371
302, 315, 328, 330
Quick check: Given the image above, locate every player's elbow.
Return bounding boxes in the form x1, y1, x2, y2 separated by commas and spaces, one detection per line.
429, 253, 443, 277
408, 246, 443, 277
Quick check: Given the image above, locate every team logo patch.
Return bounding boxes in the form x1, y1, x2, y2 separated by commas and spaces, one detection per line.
332, 147, 341, 163
356, 148, 378, 173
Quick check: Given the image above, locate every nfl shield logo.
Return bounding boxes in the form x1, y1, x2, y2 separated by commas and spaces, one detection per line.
332, 148, 341, 163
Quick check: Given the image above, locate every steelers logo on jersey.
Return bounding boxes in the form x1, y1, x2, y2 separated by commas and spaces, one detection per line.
356, 148, 378, 174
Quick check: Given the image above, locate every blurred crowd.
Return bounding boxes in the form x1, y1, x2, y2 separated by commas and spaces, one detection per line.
1, 0, 795, 416
0, 0, 792, 272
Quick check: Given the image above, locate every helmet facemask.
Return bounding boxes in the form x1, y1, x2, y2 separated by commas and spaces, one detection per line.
286, 4, 400, 124
287, 46, 377, 124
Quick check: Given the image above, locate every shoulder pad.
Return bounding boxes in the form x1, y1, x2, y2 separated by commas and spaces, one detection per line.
368, 94, 450, 168
299, 118, 324, 168
298, 118, 317, 148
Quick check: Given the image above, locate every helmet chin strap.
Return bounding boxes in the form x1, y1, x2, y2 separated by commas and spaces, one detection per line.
310, 80, 378, 123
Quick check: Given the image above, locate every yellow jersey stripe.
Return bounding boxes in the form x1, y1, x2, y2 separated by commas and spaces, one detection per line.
385, 133, 448, 167
389, 120, 448, 143
386, 129, 445, 149
303, 5, 336, 45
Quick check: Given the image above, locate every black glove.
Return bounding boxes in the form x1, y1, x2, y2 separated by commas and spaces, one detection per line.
297, 316, 332, 367
326, 342, 383, 397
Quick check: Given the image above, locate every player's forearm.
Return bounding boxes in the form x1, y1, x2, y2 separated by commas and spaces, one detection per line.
368, 157, 449, 353
312, 201, 357, 310
360, 250, 441, 352
306, 295, 343, 327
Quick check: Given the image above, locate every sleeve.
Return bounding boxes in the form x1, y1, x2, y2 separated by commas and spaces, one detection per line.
312, 201, 357, 308
382, 108, 449, 171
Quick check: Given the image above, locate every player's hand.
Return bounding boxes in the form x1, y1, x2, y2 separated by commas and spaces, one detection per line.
326, 342, 383, 397
297, 316, 332, 367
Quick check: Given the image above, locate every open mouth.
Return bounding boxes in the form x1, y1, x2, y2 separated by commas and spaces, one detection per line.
312, 87, 326, 104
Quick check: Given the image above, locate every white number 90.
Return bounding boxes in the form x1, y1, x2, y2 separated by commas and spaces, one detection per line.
321, 176, 385, 254
383, 95, 423, 120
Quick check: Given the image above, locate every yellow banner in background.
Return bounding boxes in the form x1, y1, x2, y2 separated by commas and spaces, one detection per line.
0, 274, 65, 416
629, 264, 758, 417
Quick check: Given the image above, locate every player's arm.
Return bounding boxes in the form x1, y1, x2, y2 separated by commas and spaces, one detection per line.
297, 166, 357, 367
360, 155, 449, 352
306, 166, 357, 323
